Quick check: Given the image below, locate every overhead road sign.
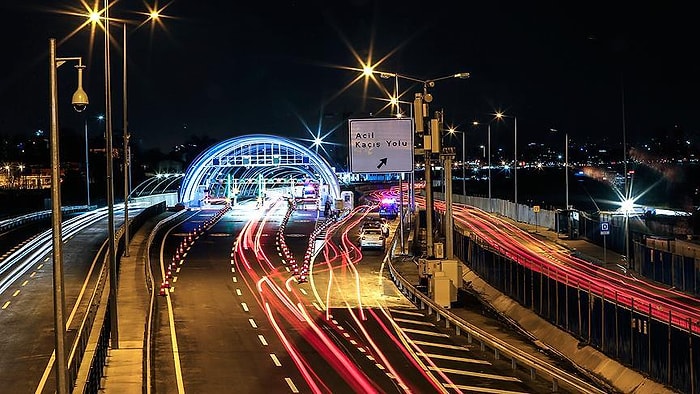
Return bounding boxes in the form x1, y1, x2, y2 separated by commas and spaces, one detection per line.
349, 118, 414, 174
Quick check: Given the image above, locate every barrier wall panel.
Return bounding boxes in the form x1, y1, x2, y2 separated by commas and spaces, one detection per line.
631, 309, 650, 372
602, 300, 618, 355
649, 318, 669, 385
669, 325, 693, 392
580, 290, 591, 342
521, 266, 535, 309
566, 286, 580, 336
589, 295, 603, 348
617, 307, 633, 365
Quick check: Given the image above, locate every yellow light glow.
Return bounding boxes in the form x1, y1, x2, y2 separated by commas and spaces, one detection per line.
89, 11, 101, 23
149, 10, 160, 20
362, 66, 374, 77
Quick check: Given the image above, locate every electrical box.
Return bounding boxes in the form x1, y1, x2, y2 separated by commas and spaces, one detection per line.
440, 259, 462, 302
430, 271, 452, 308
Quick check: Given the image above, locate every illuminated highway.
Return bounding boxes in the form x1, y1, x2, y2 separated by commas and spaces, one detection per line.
419, 195, 700, 334
150, 197, 555, 393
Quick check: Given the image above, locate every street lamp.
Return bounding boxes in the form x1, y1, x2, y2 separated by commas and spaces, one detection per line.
446, 126, 466, 196
473, 121, 493, 212
84, 114, 104, 207
49, 38, 89, 394
550, 128, 569, 210
365, 69, 470, 258
495, 112, 518, 221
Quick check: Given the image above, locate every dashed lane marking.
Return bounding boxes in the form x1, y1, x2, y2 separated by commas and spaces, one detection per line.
411, 340, 469, 351
393, 318, 433, 326
270, 354, 282, 367
401, 328, 449, 337
421, 353, 490, 365
284, 378, 299, 393
389, 309, 424, 317
429, 366, 521, 382
442, 384, 529, 394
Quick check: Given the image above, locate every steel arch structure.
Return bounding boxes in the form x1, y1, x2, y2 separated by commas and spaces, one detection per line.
179, 134, 341, 206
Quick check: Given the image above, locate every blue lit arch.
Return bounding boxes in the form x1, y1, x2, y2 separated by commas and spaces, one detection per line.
179, 134, 341, 206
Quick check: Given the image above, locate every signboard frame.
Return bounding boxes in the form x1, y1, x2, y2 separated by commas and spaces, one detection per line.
348, 117, 414, 174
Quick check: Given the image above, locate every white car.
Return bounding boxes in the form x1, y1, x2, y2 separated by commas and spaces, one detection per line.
360, 228, 385, 250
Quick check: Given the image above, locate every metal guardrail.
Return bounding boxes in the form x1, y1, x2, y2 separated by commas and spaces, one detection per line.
384, 242, 607, 394
0, 205, 91, 232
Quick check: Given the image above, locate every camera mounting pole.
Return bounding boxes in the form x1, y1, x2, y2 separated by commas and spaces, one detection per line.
50, 39, 89, 394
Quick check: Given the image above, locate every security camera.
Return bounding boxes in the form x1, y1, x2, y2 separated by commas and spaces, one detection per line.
72, 102, 88, 112
72, 64, 89, 112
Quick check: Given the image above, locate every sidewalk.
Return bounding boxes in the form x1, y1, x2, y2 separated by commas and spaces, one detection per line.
100, 212, 171, 393
391, 217, 673, 394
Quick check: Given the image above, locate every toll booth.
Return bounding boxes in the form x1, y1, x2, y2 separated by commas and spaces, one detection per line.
556, 209, 580, 239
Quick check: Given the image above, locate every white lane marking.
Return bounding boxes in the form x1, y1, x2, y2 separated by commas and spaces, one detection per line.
411, 340, 469, 351
21, 280, 28, 287
442, 384, 529, 394
401, 328, 449, 337
421, 353, 490, 365
232, 276, 237, 283
376, 363, 385, 370
231, 267, 235, 273
236, 289, 242, 296
312, 302, 322, 311
258, 335, 268, 346
389, 309, 423, 317
299, 288, 307, 295
249, 318, 257, 328
172, 277, 178, 283
430, 366, 521, 382
242, 303, 249, 312
2, 301, 10, 309
394, 318, 433, 326
270, 353, 282, 367
37, 264, 44, 270
30, 272, 36, 278
12, 290, 20, 297
284, 378, 299, 393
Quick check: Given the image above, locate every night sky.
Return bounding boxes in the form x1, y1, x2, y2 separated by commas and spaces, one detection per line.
0, 0, 698, 154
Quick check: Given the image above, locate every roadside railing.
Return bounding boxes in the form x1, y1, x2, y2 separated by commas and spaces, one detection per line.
0, 205, 91, 232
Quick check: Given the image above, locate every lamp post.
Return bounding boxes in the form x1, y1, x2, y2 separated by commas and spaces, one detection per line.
122, 23, 130, 257
473, 121, 492, 212
49, 38, 89, 394
496, 112, 518, 221
447, 126, 465, 196
84, 114, 104, 207
550, 128, 571, 236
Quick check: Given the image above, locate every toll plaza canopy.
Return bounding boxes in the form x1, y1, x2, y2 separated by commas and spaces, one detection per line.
179, 134, 341, 207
